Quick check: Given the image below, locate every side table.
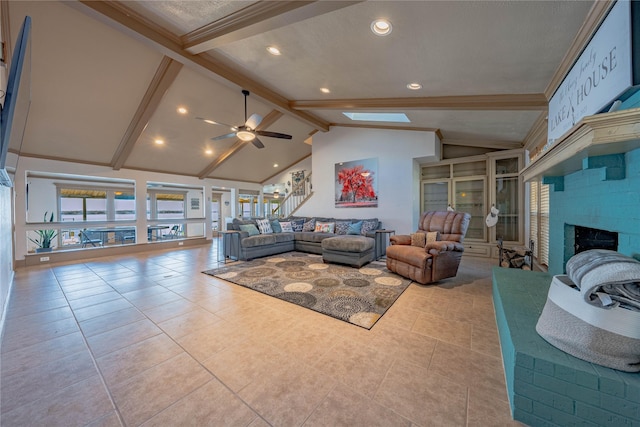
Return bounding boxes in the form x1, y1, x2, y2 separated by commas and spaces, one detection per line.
374, 229, 395, 260
218, 231, 240, 263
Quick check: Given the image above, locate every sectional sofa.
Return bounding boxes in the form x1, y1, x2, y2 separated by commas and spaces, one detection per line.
226, 216, 382, 266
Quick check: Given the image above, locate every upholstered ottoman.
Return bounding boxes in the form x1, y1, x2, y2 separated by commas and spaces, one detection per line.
321, 235, 375, 267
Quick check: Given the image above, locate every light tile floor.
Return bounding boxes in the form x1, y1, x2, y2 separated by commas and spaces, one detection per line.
1, 243, 524, 426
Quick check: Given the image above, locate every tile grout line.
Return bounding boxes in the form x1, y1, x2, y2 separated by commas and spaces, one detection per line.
88, 255, 271, 425
53, 262, 129, 427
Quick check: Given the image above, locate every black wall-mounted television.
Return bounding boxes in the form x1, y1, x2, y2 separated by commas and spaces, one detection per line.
0, 16, 32, 187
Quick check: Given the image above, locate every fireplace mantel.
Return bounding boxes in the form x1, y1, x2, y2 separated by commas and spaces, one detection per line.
521, 107, 640, 182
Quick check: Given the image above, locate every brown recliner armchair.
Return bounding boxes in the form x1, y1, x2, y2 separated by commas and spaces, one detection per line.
386, 211, 471, 284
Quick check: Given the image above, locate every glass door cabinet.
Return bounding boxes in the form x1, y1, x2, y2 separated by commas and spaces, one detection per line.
421, 149, 524, 258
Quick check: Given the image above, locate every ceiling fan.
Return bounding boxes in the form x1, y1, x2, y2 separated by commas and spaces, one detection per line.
196, 89, 292, 149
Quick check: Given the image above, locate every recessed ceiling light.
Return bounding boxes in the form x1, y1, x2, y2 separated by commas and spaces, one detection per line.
273, 163, 279, 168
154, 139, 164, 145
320, 87, 331, 94
205, 149, 213, 155
407, 83, 422, 90
371, 19, 392, 36
177, 106, 188, 114
266, 46, 281, 56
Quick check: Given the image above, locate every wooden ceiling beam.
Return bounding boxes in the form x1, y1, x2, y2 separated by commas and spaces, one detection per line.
74, 1, 331, 132
328, 123, 444, 142
442, 139, 522, 150
198, 109, 284, 179
111, 56, 182, 170
291, 94, 548, 111
183, 1, 360, 53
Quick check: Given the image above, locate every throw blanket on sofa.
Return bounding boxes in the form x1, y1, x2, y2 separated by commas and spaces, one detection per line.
565, 249, 640, 312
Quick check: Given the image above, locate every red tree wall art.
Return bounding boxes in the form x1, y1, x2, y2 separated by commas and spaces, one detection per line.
335, 158, 378, 208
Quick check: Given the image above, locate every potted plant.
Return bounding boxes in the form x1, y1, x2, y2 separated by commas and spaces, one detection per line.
29, 211, 58, 253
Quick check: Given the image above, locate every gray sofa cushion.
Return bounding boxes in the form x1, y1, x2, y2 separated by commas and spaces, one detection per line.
273, 233, 295, 243
322, 235, 374, 252
231, 218, 257, 231
241, 234, 276, 248
293, 231, 333, 243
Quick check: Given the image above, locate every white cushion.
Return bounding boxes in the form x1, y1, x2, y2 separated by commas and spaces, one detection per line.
256, 218, 273, 234
279, 221, 294, 233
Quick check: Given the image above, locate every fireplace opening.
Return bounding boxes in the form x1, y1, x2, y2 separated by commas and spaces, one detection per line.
574, 225, 618, 254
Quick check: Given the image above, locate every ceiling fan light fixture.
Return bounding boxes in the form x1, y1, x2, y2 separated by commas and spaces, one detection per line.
371, 19, 392, 36
237, 130, 255, 141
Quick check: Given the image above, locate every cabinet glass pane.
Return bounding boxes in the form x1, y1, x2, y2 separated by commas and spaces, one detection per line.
421, 165, 450, 180
495, 157, 519, 175
454, 179, 485, 240
496, 176, 519, 241
422, 181, 449, 212
453, 160, 486, 177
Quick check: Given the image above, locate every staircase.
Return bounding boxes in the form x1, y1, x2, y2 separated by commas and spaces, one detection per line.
271, 172, 313, 218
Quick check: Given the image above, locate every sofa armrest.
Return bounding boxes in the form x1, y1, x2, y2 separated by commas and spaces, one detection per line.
390, 234, 411, 246
425, 240, 464, 255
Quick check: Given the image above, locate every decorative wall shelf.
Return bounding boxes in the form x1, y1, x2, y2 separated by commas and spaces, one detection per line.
521, 108, 640, 182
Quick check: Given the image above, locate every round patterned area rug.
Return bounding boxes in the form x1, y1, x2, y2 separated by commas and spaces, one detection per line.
203, 251, 412, 329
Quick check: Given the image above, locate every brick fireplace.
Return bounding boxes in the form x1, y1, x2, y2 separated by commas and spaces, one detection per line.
497, 107, 640, 425
547, 147, 640, 275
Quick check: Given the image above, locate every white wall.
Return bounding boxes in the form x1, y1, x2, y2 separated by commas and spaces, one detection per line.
0, 186, 14, 331
297, 127, 440, 234
262, 156, 312, 195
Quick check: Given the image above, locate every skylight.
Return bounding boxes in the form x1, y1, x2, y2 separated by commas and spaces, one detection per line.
342, 112, 410, 123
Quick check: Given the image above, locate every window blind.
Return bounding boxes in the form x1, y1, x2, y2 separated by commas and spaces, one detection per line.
530, 181, 539, 259
529, 180, 550, 267
539, 183, 550, 266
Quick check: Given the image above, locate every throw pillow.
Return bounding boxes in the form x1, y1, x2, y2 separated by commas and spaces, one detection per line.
410, 232, 426, 247
335, 220, 351, 235
302, 218, 316, 232
256, 219, 273, 234
279, 221, 294, 232
270, 219, 282, 233
347, 221, 362, 235
314, 221, 335, 233
238, 223, 259, 236
360, 219, 379, 235
426, 231, 440, 243
290, 219, 305, 232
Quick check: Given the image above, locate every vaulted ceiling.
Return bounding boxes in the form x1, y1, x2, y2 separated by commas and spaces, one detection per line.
4, 0, 601, 184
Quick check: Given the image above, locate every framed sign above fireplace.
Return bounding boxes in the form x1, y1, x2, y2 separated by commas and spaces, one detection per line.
547, 0, 639, 152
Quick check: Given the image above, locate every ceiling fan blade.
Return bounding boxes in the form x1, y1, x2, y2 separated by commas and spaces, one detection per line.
251, 137, 265, 149
195, 117, 233, 128
256, 130, 293, 140
245, 113, 263, 130
211, 132, 237, 141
